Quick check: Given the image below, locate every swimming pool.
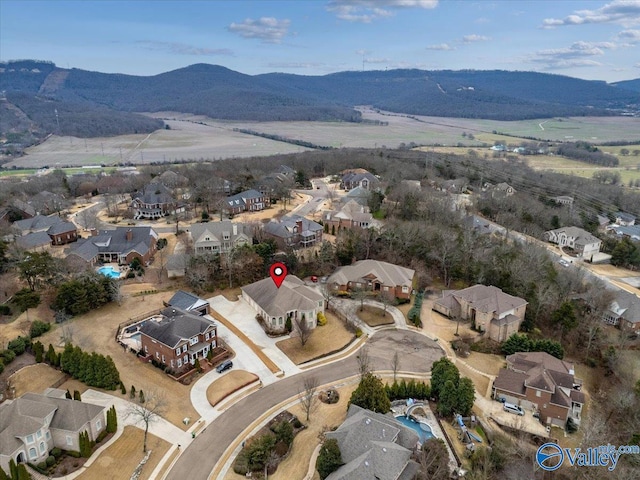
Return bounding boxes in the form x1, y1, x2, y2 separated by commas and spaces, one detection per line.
97, 266, 121, 279
394, 415, 435, 442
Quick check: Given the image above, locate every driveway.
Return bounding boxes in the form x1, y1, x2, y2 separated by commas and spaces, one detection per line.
165, 329, 444, 480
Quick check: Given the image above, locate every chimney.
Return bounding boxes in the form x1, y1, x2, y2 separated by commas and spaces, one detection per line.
126, 229, 133, 241
90, 228, 98, 237
233, 224, 237, 236
296, 220, 303, 233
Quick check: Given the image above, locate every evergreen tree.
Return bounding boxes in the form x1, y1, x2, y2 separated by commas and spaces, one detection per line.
8, 459, 17, 480
106, 405, 118, 433
130, 385, 136, 399
349, 373, 391, 413
120, 381, 126, 395
46, 344, 56, 365
139, 390, 145, 404
0, 466, 8, 480
430, 358, 459, 400
455, 377, 476, 416
316, 438, 343, 479
16, 464, 29, 480
73, 390, 81, 401
65, 389, 72, 399
32, 341, 44, 363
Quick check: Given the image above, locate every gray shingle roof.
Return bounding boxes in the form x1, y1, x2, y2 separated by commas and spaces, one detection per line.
66, 226, 156, 262
132, 183, 174, 205
166, 290, 208, 312
140, 308, 216, 348
21, 393, 105, 432
328, 260, 415, 290
225, 189, 264, 208
263, 215, 322, 239
546, 226, 601, 246
325, 405, 418, 480
189, 221, 252, 246
16, 231, 51, 249
615, 212, 636, 223
442, 285, 527, 316
47, 221, 77, 235
13, 214, 63, 233
609, 291, 640, 325
241, 275, 323, 318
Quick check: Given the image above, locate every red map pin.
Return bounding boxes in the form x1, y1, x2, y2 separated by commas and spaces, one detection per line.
269, 262, 288, 288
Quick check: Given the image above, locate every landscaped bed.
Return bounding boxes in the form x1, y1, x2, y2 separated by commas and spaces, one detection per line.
355, 305, 395, 327
206, 370, 258, 407
276, 311, 354, 365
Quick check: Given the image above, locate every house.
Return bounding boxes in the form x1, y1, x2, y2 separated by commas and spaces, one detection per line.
241, 275, 324, 334
263, 215, 323, 250
490, 144, 506, 151
597, 214, 611, 231
438, 178, 468, 194
492, 352, 585, 429
224, 189, 269, 215
166, 253, 190, 278
325, 404, 420, 480
433, 285, 527, 342
324, 200, 373, 232
328, 260, 415, 300
15, 232, 53, 251
164, 290, 209, 315
544, 226, 602, 261
188, 221, 252, 256
0, 199, 36, 224
606, 224, 640, 241
157, 170, 189, 188
344, 186, 371, 207
66, 226, 158, 266
551, 196, 574, 206
615, 212, 636, 226
492, 182, 516, 197
139, 307, 217, 371
130, 183, 182, 220
256, 165, 296, 197
341, 169, 379, 191
47, 221, 78, 245
0, 391, 106, 471
603, 291, 640, 334
12, 214, 64, 237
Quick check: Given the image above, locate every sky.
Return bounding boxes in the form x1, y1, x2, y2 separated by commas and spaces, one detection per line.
1, 0, 639, 82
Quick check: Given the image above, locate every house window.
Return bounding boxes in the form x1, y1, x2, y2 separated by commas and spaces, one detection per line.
223, 233, 230, 240
156, 352, 160, 359
190, 337, 198, 346
182, 345, 187, 353
29, 448, 37, 459
66, 436, 73, 446
211, 340, 217, 348
402, 286, 409, 293
318, 301, 322, 307
36, 430, 42, 439
383, 286, 389, 291
144, 345, 148, 353
279, 317, 283, 325
205, 332, 210, 340
183, 355, 188, 363
536, 390, 541, 398
96, 420, 102, 431
39, 442, 46, 453
170, 360, 174, 368
46, 431, 50, 440
161, 355, 165, 363
176, 348, 181, 356
27, 435, 34, 444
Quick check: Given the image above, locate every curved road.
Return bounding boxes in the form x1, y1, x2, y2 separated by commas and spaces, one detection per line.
166, 330, 442, 480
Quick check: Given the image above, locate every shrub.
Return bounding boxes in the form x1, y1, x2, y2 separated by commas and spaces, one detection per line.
316, 439, 343, 479
46, 455, 55, 467
233, 454, 249, 475
355, 328, 363, 338
36, 461, 48, 471
0, 349, 16, 364
8, 336, 29, 355
0, 361, 4, 375
0, 304, 11, 315
317, 312, 327, 326
51, 448, 62, 458
66, 450, 81, 458
126, 271, 135, 279
30, 320, 51, 338
292, 418, 302, 429
96, 430, 108, 443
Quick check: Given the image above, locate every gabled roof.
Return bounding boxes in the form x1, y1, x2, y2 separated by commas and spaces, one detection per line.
21, 393, 105, 432
263, 215, 323, 239
441, 285, 527, 316
225, 189, 264, 207
325, 404, 418, 480
615, 212, 636, 223
189, 221, 252, 245
16, 231, 52, 249
166, 290, 208, 312
132, 183, 174, 205
546, 226, 601, 246
47, 221, 77, 235
328, 260, 415, 289
140, 308, 216, 348
66, 226, 157, 262
13, 214, 63, 233
608, 291, 640, 325
242, 275, 323, 318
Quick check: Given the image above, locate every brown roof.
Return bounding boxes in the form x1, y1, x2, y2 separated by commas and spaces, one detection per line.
507, 352, 574, 376
570, 390, 586, 404
493, 369, 527, 397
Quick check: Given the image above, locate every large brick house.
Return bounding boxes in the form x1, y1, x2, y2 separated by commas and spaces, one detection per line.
324, 200, 373, 232
0, 391, 106, 472
130, 183, 178, 220
341, 169, 379, 191
544, 226, 601, 262
66, 226, 158, 266
602, 290, 640, 334
432, 285, 527, 342
263, 215, 323, 250
140, 307, 217, 371
327, 260, 415, 300
224, 189, 269, 215
493, 352, 585, 429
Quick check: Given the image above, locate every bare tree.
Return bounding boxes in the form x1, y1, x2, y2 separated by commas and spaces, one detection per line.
77, 206, 99, 230
391, 351, 401, 382
110, 279, 124, 306
379, 290, 396, 317
356, 346, 370, 378
299, 376, 319, 422
294, 315, 313, 347
126, 390, 166, 453
155, 244, 167, 284
320, 283, 334, 310
351, 286, 367, 312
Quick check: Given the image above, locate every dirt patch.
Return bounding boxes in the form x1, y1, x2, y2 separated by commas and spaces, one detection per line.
76, 426, 171, 480
276, 311, 354, 365
356, 305, 395, 327
8, 363, 67, 397
35, 290, 200, 430
207, 370, 258, 407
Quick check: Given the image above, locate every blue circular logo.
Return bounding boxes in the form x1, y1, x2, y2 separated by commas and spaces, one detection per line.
536, 443, 564, 471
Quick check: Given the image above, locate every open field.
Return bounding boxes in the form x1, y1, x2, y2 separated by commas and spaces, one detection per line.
276, 311, 354, 365
6, 110, 638, 169
206, 370, 258, 407
77, 426, 171, 480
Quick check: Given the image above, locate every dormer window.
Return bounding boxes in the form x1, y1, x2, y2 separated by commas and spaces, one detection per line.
190, 337, 198, 346
223, 233, 230, 240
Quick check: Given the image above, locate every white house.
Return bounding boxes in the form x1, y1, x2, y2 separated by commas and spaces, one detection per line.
544, 227, 601, 262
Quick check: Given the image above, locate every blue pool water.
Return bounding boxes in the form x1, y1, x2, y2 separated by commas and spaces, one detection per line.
394, 415, 435, 442
97, 266, 121, 278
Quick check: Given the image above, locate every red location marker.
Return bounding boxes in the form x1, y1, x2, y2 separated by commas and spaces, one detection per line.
269, 262, 288, 288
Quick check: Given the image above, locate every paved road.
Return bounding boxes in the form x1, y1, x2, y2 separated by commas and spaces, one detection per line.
165, 329, 442, 480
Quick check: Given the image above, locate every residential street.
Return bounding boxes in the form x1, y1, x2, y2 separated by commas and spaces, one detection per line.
165, 329, 443, 480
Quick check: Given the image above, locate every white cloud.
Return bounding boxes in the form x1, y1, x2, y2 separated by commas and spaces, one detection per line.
137, 41, 233, 56
327, 0, 438, 23
266, 62, 326, 69
228, 17, 290, 43
364, 57, 391, 64
635, 62, 640, 67
426, 43, 455, 50
462, 34, 490, 43
529, 41, 616, 69
617, 28, 640, 41
542, 0, 640, 28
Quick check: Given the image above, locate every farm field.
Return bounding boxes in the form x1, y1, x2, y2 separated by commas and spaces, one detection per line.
5, 109, 639, 170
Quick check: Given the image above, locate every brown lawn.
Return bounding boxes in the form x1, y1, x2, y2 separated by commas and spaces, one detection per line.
207, 370, 258, 407
276, 311, 354, 365
8, 363, 66, 397
77, 426, 171, 480
223, 384, 358, 480
36, 290, 200, 430
465, 352, 505, 377
356, 305, 395, 327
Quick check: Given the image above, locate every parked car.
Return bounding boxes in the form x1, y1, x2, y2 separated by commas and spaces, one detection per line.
320, 276, 328, 284
310, 275, 318, 283
216, 359, 233, 373
503, 402, 525, 416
